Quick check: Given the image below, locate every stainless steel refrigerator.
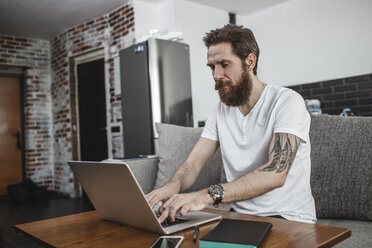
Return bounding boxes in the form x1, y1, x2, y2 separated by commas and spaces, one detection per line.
119, 38, 193, 158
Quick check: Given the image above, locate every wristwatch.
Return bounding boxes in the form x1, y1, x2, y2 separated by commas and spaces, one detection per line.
208, 184, 225, 208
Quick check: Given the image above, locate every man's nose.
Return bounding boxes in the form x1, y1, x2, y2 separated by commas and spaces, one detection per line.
213, 67, 224, 81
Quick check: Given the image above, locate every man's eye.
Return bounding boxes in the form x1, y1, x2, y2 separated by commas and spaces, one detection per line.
222, 63, 228, 68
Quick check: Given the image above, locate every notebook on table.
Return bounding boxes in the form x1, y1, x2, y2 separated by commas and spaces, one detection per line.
199, 218, 272, 248
68, 160, 222, 234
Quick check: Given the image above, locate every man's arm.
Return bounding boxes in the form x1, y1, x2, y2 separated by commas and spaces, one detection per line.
220, 133, 301, 203
157, 132, 301, 222
146, 137, 219, 209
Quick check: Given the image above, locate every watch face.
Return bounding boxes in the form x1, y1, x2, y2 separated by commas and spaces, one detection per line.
209, 185, 224, 200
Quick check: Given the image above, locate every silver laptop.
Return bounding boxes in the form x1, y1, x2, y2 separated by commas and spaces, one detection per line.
68, 160, 222, 234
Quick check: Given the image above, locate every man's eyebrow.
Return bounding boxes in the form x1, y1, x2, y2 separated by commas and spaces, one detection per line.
206, 59, 230, 67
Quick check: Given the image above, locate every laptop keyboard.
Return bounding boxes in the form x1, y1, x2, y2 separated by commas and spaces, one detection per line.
158, 216, 188, 228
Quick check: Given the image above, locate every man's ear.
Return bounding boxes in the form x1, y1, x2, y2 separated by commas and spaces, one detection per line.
245, 53, 257, 72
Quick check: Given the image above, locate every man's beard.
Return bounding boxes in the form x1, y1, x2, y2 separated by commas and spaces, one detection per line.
215, 70, 252, 106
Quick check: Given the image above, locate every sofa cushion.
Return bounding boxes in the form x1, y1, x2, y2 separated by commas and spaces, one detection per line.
153, 123, 223, 192
310, 115, 372, 221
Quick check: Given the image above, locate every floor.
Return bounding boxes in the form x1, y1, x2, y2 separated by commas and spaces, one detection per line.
0, 192, 94, 248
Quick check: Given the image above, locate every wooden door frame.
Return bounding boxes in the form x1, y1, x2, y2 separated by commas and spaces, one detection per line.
0, 65, 26, 181
70, 48, 112, 161
69, 47, 112, 197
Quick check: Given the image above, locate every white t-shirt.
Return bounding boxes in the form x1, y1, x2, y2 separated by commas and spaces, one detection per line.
201, 84, 316, 223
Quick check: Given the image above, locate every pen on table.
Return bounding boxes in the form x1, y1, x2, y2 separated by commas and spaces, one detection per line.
193, 225, 199, 242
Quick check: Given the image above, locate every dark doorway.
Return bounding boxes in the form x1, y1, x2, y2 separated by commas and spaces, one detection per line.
77, 59, 108, 161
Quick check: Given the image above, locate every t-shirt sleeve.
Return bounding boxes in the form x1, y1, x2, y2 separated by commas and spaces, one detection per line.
201, 104, 219, 141
274, 91, 310, 143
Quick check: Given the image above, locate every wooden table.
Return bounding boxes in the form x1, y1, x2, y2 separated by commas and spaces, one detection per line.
15, 209, 351, 248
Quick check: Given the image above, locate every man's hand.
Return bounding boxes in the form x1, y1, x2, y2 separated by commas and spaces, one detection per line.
146, 181, 181, 209
157, 189, 214, 223
146, 137, 219, 223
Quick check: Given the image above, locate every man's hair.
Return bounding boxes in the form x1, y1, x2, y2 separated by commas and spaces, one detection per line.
203, 24, 260, 75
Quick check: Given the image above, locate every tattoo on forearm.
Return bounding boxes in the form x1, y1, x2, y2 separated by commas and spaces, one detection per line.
261, 133, 300, 174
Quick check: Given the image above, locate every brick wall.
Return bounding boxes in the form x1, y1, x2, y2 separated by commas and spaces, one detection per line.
51, 2, 134, 196
1, 1, 135, 197
0, 36, 54, 189
288, 74, 372, 116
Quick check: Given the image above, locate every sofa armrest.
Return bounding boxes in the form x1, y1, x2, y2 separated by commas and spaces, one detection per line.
102, 157, 159, 194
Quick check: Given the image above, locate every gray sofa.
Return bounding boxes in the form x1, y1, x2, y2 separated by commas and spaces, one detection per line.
119, 114, 372, 247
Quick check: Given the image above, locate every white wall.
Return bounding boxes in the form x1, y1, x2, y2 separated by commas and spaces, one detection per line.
158, 0, 175, 34
133, 0, 161, 40
242, 0, 372, 86
174, 0, 228, 126
133, 0, 176, 41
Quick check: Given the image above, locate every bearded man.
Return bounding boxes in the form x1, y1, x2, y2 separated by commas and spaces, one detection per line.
146, 24, 316, 224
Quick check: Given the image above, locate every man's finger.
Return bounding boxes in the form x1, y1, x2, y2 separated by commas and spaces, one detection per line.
161, 194, 177, 209
147, 194, 158, 208
179, 204, 191, 216
158, 208, 169, 224
148, 191, 165, 209
159, 204, 164, 214
168, 199, 185, 222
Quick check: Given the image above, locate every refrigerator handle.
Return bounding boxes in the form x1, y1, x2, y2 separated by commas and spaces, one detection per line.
148, 38, 162, 138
